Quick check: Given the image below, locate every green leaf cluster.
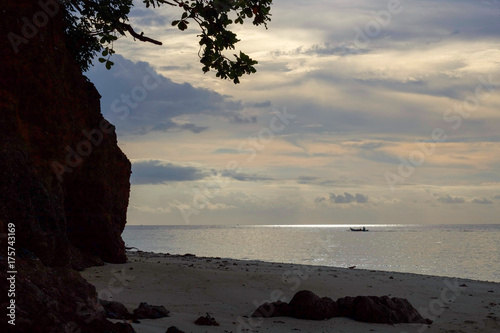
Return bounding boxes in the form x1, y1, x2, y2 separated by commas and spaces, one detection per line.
61, 0, 272, 83
63, 0, 132, 71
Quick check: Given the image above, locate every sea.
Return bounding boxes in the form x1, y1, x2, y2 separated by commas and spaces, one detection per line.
122, 224, 500, 283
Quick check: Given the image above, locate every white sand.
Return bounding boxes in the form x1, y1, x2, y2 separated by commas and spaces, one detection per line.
81, 251, 500, 333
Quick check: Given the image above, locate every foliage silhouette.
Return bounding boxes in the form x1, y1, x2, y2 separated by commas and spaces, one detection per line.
64, 0, 272, 83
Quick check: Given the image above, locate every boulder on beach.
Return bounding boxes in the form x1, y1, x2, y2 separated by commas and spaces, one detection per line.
99, 299, 132, 319
114, 322, 138, 333
336, 296, 356, 316
337, 295, 433, 324
133, 302, 170, 319
194, 313, 220, 326
252, 290, 432, 325
252, 300, 291, 317
289, 290, 340, 320
166, 326, 186, 333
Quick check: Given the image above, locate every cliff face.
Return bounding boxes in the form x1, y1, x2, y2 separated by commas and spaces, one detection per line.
1, 1, 132, 331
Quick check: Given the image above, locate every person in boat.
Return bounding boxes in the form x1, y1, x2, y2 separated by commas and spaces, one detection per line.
362, 227, 366, 231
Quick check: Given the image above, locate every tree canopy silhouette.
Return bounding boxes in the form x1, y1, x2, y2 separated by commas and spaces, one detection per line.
64, 0, 272, 83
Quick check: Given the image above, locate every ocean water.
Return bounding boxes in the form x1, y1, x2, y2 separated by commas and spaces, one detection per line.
122, 224, 500, 283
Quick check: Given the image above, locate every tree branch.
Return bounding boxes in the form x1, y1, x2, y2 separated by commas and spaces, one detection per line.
118, 22, 163, 45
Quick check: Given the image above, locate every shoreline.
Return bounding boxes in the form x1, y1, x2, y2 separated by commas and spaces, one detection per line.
121, 224, 500, 284
81, 250, 500, 333
129, 249, 500, 285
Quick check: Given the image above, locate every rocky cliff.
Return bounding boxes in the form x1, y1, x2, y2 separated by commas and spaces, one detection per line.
1, 1, 133, 331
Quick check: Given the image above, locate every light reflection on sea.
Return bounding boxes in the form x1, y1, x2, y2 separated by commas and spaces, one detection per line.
123, 224, 500, 283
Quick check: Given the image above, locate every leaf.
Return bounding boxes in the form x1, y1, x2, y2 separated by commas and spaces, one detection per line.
105, 61, 113, 70
178, 21, 188, 31
98, 58, 106, 63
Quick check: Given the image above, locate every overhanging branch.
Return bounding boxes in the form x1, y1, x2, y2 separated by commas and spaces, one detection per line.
118, 22, 163, 45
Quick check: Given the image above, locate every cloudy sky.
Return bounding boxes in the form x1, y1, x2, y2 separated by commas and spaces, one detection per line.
86, 0, 500, 225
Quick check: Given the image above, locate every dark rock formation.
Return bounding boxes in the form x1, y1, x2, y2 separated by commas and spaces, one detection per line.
100, 299, 133, 320
114, 323, 138, 333
336, 296, 356, 316
133, 302, 170, 319
0, 1, 131, 332
337, 295, 432, 325
1, 1, 130, 269
166, 326, 186, 333
0, 255, 135, 332
99, 299, 171, 322
289, 290, 339, 320
194, 313, 220, 326
252, 290, 432, 325
252, 300, 291, 318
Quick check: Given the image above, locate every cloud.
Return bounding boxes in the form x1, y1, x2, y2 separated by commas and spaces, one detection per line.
245, 101, 272, 108
230, 114, 258, 124
131, 159, 275, 185
356, 141, 388, 150
434, 193, 497, 205
434, 194, 466, 204
314, 197, 326, 203
212, 148, 246, 154
148, 119, 208, 134
270, 43, 370, 57
158, 65, 193, 71
330, 192, 369, 204
314, 192, 369, 204
131, 160, 208, 184
86, 55, 258, 137
471, 198, 493, 205
294, 176, 365, 187
221, 170, 273, 182
297, 176, 319, 184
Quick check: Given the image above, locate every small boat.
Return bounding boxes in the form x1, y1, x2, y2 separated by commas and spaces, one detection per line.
350, 227, 368, 232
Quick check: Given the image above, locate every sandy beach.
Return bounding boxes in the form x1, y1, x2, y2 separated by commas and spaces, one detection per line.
81, 251, 500, 333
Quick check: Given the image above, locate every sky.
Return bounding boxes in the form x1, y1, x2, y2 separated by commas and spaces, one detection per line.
86, 0, 500, 225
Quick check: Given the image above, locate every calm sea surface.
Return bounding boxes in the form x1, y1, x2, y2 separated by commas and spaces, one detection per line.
122, 224, 500, 283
